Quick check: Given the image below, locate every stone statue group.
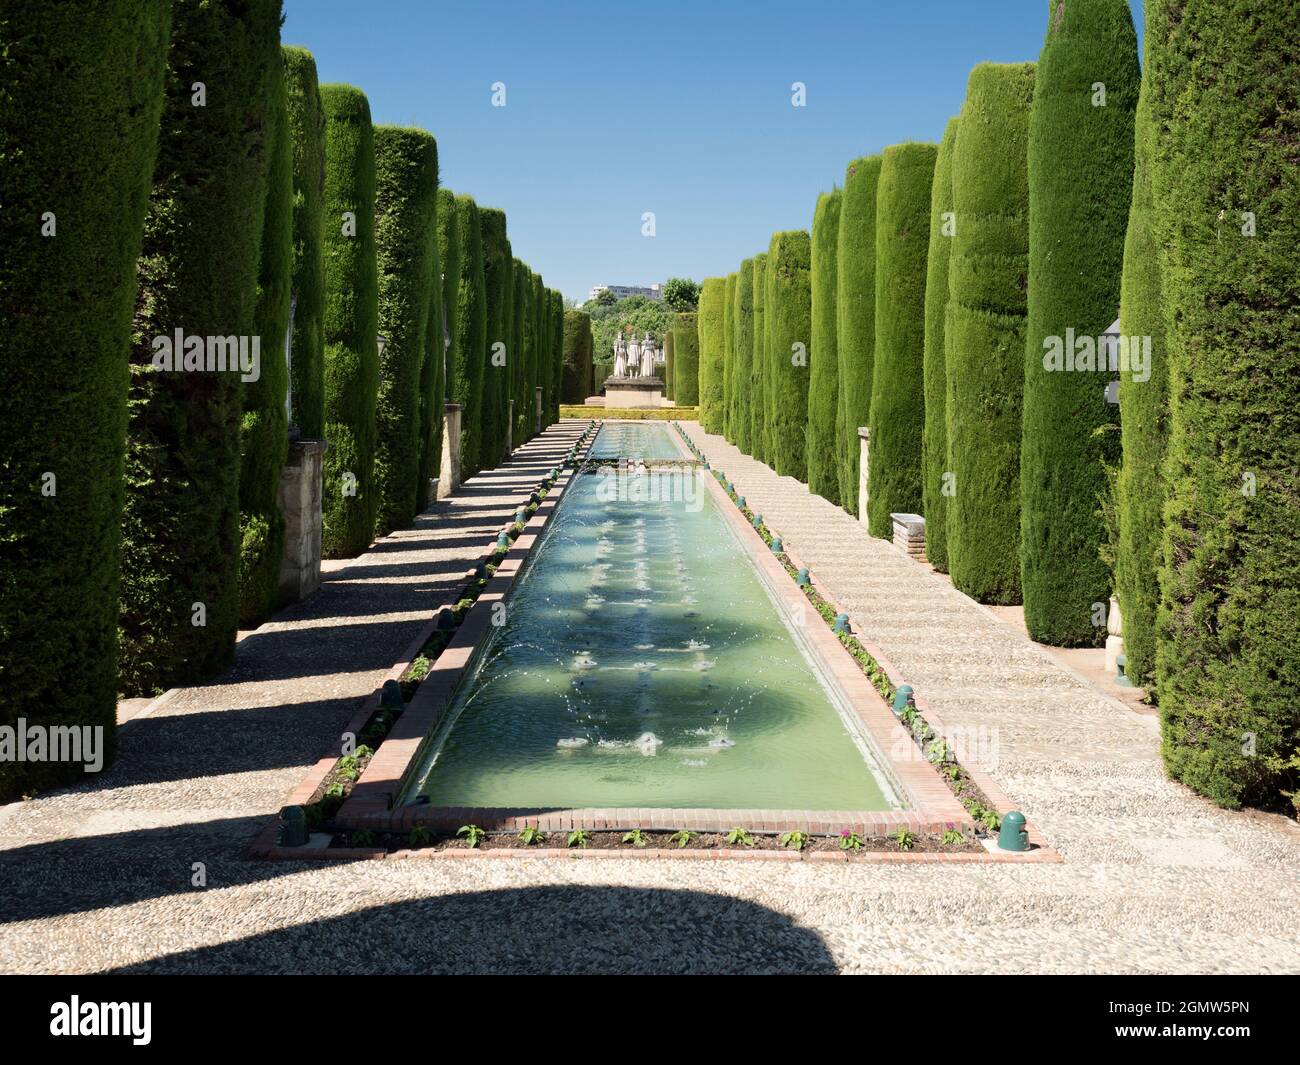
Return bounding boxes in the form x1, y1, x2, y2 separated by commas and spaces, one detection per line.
613, 330, 659, 379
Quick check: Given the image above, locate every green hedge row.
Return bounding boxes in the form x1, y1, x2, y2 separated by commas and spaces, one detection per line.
452, 194, 486, 474
527, 270, 544, 433
240, 47, 293, 626
1148, 0, 1300, 810
867, 143, 937, 537
733, 258, 755, 453
807, 191, 842, 506
764, 231, 812, 481
373, 126, 438, 534
282, 46, 326, 440
722, 273, 737, 440
1021, 0, 1139, 646
835, 155, 882, 514
697, 277, 727, 433
664, 326, 675, 400
550, 289, 564, 425
0, 0, 170, 797
563, 310, 594, 403
671, 313, 700, 406
944, 62, 1035, 604
121, 0, 283, 691
415, 188, 447, 515
749, 254, 768, 464
319, 84, 379, 559
511, 259, 529, 441
921, 117, 960, 573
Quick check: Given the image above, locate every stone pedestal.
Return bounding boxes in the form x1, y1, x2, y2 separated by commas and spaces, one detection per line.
891, 512, 926, 558
857, 426, 870, 525
277, 438, 327, 605
1105, 595, 1124, 675
603, 375, 665, 409
438, 403, 462, 500
535, 387, 543, 434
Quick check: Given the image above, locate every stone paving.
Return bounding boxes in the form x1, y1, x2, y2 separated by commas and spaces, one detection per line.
0, 420, 1296, 975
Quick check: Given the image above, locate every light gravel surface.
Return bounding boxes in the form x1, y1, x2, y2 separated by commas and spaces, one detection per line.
0, 421, 1296, 975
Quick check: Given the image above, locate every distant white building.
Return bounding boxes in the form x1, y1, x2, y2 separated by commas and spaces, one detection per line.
588, 282, 662, 303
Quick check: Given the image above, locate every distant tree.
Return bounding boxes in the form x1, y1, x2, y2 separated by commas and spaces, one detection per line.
662, 277, 700, 311
589, 288, 617, 307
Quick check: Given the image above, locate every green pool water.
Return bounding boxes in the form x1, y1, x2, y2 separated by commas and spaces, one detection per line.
404, 421, 898, 810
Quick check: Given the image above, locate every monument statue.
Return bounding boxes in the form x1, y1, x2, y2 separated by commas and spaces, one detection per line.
640, 331, 656, 378
626, 332, 642, 378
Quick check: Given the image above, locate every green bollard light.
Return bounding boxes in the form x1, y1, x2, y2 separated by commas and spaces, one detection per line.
380, 679, 404, 709
514, 507, 527, 523
737, 496, 746, 509
997, 811, 1029, 852
770, 537, 783, 553
832, 612, 850, 634
496, 531, 510, 549
277, 805, 308, 847
751, 514, 762, 528
890, 684, 914, 714
796, 567, 810, 586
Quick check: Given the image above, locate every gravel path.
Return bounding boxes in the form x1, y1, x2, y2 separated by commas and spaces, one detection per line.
0, 420, 1296, 975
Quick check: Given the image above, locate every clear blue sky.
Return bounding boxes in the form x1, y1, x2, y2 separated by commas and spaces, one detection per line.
283, 0, 1144, 305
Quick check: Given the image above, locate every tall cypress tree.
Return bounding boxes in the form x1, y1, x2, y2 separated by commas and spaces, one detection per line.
733, 258, 755, 453
319, 84, 379, 559
945, 62, 1035, 604
120, 0, 283, 690
922, 117, 960, 573
282, 46, 326, 440
373, 127, 438, 534
697, 278, 727, 433
1021, 0, 1139, 646
722, 273, 737, 440
867, 143, 936, 537
749, 254, 768, 463
836, 155, 883, 514
664, 327, 675, 401
0, 1, 170, 797
478, 208, 509, 469
807, 190, 843, 506
510, 259, 528, 442
452, 194, 486, 473
240, 47, 293, 625
415, 187, 446, 514
1114, 13, 1167, 689
765, 231, 813, 481
1148, 0, 1300, 810
672, 313, 700, 406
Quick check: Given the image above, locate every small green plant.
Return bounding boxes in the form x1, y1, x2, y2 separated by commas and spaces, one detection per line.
457, 824, 486, 849
840, 829, 865, 851
622, 828, 649, 848
409, 824, 432, 847
337, 765, 359, 782
518, 824, 545, 846
354, 745, 374, 760
667, 830, 697, 849
941, 825, 965, 846
980, 808, 1001, 831
350, 829, 376, 846
567, 828, 591, 849
726, 826, 755, 847
779, 830, 810, 851
325, 781, 345, 799
892, 827, 916, 851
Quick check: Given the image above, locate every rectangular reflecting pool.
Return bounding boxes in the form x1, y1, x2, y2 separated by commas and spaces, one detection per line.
402, 421, 900, 811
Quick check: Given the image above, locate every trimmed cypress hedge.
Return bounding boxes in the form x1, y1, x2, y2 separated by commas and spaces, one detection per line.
498, 236, 514, 447
0, 1, 170, 796
550, 289, 564, 424
664, 327, 675, 401
511, 259, 529, 442
867, 143, 937, 538
538, 282, 551, 426
120, 0, 283, 692
452, 194, 486, 473
282, 46, 326, 440
419, 193, 452, 511
764, 231, 813, 481
435, 188, 460, 409
563, 310, 594, 403
733, 258, 755, 453
749, 253, 768, 463
1114, 23, 1167, 689
527, 270, 544, 434
836, 155, 883, 514
1021, 0, 1139, 646
722, 273, 737, 440
239, 48, 293, 626
944, 62, 1035, 604
1148, 0, 1300, 810
478, 207, 509, 469
697, 278, 727, 433
319, 84, 379, 559
807, 191, 842, 505
373, 126, 438, 534
922, 117, 960, 573
671, 313, 700, 406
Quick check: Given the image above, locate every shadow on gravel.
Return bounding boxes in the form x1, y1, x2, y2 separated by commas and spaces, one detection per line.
104, 885, 837, 975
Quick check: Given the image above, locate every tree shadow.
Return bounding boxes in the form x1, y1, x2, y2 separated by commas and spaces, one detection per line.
104, 885, 837, 974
